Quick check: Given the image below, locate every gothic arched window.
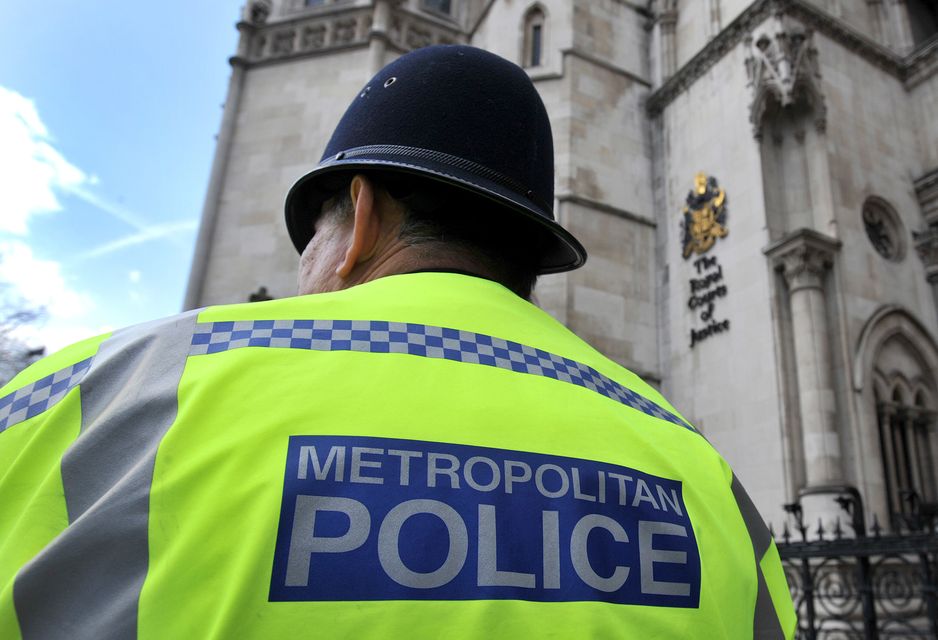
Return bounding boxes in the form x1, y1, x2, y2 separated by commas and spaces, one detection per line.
858, 308, 938, 532
522, 5, 546, 68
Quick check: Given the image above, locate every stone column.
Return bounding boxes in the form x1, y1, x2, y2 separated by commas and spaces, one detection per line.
659, 9, 678, 80
766, 230, 844, 501
867, 0, 887, 45
922, 410, 938, 503
368, 0, 392, 75
183, 17, 256, 310
649, 0, 678, 84
914, 229, 938, 321
707, 0, 722, 40
914, 170, 938, 320
886, 0, 915, 54
879, 403, 901, 523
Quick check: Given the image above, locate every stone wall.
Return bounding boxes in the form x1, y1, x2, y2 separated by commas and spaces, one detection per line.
559, 202, 659, 377
814, 30, 938, 512
571, 0, 646, 77
473, 0, 661, 379
656, 39, 790, 527
799, 0, 878, 41
199, 48, 376, 305
673, 0, 711, 71
818, 30, 937, 343
911, 69, 938, 172
469, 0, 573, 71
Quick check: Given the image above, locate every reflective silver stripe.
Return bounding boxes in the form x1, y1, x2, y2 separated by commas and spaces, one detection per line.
13, 312, 198, 640
731, 475, 783, 637
731, 474, 771, 559
753, 562, 786, 639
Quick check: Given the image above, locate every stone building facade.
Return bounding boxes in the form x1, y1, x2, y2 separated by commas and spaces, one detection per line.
185, 0, 938, 530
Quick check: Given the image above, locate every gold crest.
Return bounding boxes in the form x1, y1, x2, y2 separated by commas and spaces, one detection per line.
681, 173, 728, 259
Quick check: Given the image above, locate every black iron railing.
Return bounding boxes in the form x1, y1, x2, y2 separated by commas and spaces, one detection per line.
775, 487, 938, 639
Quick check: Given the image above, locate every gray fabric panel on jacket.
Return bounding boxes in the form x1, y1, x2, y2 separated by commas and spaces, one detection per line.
13, 311, 198, 640
731, 474, 772, 559
753, 561, 786, 639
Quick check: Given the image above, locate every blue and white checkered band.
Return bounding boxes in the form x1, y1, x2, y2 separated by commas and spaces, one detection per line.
0, 357, 94, 433
190, 320, 693, 431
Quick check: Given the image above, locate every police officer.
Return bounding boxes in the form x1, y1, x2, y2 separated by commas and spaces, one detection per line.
0, 46, 795, 639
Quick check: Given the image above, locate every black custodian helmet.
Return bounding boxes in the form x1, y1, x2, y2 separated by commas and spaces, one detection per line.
284, 45, 587, 274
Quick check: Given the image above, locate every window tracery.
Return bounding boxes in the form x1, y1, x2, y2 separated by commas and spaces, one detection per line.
862, 197, 905, 262
874, 349, 938, 530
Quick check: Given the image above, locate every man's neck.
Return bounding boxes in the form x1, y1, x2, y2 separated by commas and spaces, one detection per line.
348, 242, 498, 289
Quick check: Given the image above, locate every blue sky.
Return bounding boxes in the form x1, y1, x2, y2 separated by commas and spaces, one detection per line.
0, 1, 243, 352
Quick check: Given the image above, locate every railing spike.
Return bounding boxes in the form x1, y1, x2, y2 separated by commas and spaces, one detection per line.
871, 514, 882, 538
782, 522, 791, 544
833, 517, 844, 540
817, 517, 826, 541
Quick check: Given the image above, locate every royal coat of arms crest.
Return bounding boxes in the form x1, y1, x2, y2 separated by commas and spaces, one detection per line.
681, 173, 728, 258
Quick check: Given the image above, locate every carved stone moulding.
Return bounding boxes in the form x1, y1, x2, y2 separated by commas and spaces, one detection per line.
915, 167, 938, 223
912, 168, 938, 282
387, 11, 463, 52
246, 8, 373, 63
764, 228, 842, 292
745, 11, 826, 140
246, 0, 272, 26
646, 0, 910, 117
913, 167, 938, 283
913, 227, 938, 284
903, 32, 938, 89
242, 3, 464, 65
648, 0, 678, 31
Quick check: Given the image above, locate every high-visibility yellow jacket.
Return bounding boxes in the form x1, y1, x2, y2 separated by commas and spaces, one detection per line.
0, 273, 795, 639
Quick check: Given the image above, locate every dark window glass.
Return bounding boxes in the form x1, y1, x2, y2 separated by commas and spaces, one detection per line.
306, 0, 326, 6
422, 0, 452, 15
907, 0, 938, 45
531, 24, 542, 67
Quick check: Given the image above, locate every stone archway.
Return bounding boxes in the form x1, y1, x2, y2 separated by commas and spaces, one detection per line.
853, 305, 938, 530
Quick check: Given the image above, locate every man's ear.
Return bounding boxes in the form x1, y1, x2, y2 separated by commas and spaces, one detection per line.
336, 174, 381, 278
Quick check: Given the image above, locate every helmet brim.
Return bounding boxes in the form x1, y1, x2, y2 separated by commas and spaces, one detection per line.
284, 154, 587, 275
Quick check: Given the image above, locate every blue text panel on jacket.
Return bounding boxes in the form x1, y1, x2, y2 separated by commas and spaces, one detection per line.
270, 435, 700, 607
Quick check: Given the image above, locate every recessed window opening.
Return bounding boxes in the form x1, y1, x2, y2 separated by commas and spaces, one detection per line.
523, 5, 547, 68
907, 0, 938, 46
531, 24, 542, 67
422, 0, 453, 16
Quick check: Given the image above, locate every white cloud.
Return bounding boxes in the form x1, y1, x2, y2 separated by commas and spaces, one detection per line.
0, 241, 100, 354
0, 87, 89, 234
0, 87, 191, 356
0, 85, 181, 243
0, 241, 92, 319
